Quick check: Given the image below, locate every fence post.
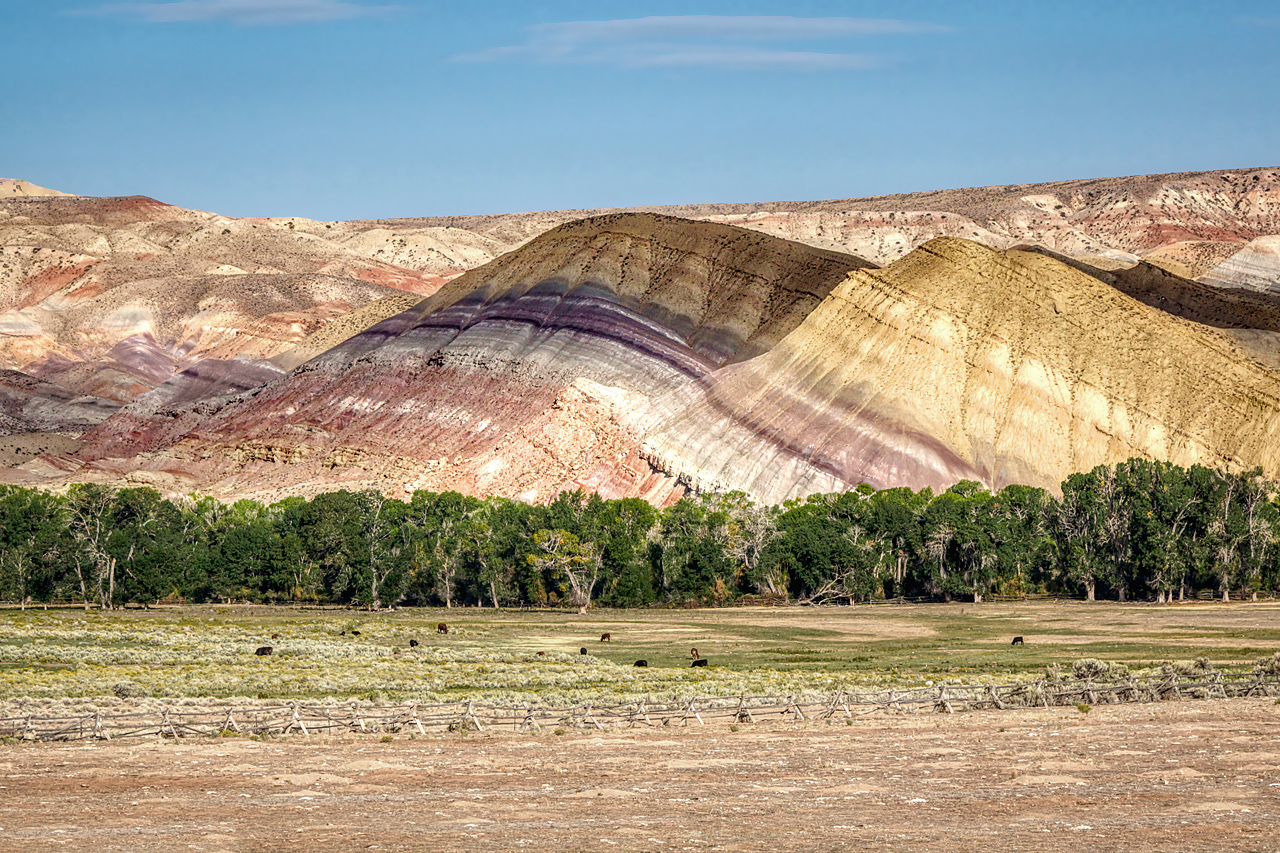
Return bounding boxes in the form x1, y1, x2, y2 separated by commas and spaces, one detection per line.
463, 700, 482, 733
823, 691, 851, 719
93, 710, 109, 740
734, 695, 754, 723
350, 701, 366, 732
409, 703, 428, 735
784, 694, 807, 721
934, 685, 953, 714
285, 701, 309, 736
519, 704, 541, 733
680, 698, 703, 726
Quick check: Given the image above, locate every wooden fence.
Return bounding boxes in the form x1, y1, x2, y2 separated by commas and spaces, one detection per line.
3, 670, 1277, 743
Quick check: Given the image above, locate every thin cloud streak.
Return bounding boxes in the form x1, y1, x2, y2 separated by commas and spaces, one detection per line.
629, 48, 878, 71
83, 0, 399, 25
454, 15, 946, 71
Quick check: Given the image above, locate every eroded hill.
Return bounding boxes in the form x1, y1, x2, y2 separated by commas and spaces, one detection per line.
5, 168, 1280, 502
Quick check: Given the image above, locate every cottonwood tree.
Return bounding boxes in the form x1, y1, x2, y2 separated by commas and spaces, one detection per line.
0, 486, 65, 607
1053, 470, 1109, 601
530, 528, 601, 613
350, 490, 410, 610
65, 484, 119, 609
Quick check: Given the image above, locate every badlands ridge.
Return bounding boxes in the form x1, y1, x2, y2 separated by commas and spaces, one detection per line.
2, 169, 1279, 504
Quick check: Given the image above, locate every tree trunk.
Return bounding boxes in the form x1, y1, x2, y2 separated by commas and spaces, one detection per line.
1085, 579, 1096, 602
490, 580, 499, 609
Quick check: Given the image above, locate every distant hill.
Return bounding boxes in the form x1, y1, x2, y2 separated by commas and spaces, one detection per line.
4, 167, 1280, 503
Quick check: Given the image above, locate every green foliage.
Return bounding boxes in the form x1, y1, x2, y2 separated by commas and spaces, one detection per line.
0, 457, 1278, 609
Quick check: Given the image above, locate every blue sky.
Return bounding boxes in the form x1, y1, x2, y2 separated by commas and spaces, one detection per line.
5, 1, 1279, 220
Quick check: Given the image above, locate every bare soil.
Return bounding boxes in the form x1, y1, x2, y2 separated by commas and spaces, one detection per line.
1, 698, 1276, 852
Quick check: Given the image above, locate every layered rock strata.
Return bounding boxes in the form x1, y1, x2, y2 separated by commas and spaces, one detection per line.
0, 194, 442, 403
642, 237, 1280, 502
72, 214, 872, 503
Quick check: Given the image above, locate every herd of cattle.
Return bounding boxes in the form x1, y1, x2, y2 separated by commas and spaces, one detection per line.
252, 624, 720, 667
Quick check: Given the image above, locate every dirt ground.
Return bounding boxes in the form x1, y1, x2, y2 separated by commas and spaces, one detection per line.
0, 699, 1277, 853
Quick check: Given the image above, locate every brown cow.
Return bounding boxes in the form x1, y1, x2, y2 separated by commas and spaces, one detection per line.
437, 622, 449, 635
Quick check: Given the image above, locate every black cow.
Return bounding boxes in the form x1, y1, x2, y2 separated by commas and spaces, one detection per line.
1011, 636, 1025, 645
634, 660, 648, 667
409, 639, 419, 647
691, 658, 708, 668
255, 646, 273, 656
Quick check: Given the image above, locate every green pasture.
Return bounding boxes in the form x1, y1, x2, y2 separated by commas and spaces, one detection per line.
0, 601, 1277, 706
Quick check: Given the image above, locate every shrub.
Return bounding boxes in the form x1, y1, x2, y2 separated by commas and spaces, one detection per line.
112, 681, 148, 699
1071, 659, 1127, 681
1254, 652, 1280, 677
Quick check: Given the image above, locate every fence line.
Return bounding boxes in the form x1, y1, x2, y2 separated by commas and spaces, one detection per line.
3, 671, 1277, 743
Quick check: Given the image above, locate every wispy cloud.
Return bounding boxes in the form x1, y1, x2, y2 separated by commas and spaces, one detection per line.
82, 0, 399, 25
454, 15, 947, 71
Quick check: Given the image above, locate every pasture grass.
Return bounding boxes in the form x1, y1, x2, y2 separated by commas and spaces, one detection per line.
0, 600, 1277, 707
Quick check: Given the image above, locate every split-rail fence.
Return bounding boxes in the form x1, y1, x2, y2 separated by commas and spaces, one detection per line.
3, 670, 1277, 742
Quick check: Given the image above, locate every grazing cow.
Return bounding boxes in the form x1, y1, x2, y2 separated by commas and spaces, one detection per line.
437, 622, 449, 635
255, 646, 273, 656
271, 633, 279, 640
634, 660, 648, 667
536, 651, 547, 657
580, 647, 588, 655
1011, 636, 1025, 645
409, 639, 419, 647
690, 647, 700, 660
691, 658, 708, 668
600, 632, 611, 642
350, 630, 361, 636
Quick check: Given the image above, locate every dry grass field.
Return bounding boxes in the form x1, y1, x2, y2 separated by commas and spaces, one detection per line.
2, 600, 1278, 708
1, 601, 1278, 851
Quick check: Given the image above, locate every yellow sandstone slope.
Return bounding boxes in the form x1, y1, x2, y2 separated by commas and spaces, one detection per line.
642, 236, 1280, 502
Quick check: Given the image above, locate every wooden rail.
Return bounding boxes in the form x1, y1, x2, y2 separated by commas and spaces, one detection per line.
2, 672, 1276, 742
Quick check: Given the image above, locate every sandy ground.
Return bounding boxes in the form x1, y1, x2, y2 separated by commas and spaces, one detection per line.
0, 698, 1276, 853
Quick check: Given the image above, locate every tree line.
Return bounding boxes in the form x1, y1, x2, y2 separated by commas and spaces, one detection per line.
1, 458, 1278, 610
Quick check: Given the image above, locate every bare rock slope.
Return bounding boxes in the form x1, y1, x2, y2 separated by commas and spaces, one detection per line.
7, 167, 1280, 503
0, 194, 445, 408
73, 214, 872, 503
643, 237, 1280, 501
